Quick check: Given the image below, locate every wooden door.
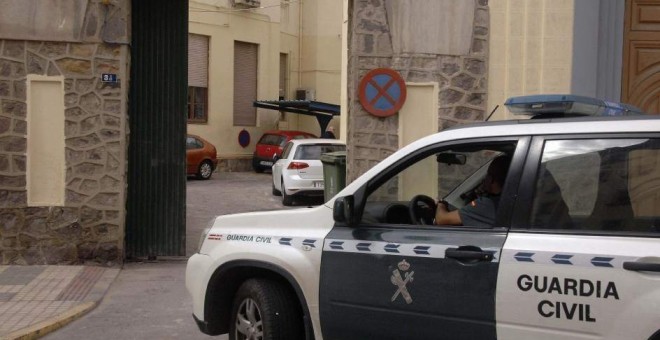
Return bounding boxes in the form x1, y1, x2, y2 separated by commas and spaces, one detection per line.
623, 0, 660, 114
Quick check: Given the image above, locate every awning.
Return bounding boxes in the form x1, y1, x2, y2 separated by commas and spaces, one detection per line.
253, 100, 340, 133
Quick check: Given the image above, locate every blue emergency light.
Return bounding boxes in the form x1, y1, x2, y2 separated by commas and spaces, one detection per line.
504, 94, 644, 118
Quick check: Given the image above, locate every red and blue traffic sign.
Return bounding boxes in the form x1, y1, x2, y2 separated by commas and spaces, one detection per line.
358, 68, 407, 117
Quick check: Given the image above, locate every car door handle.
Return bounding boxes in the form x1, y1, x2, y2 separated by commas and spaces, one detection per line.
445, 247, 494, 262
623, 261, 660, 272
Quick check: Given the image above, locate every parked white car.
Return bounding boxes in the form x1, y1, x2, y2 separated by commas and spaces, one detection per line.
272, 139, 346, 206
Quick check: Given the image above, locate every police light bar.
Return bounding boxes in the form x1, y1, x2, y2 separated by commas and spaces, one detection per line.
504, 94, 644, 117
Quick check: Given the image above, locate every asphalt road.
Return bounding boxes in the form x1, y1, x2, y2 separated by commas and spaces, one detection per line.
45, 171, 321, 340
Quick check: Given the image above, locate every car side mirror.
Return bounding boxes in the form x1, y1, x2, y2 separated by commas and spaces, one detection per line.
333, 196, 355, 226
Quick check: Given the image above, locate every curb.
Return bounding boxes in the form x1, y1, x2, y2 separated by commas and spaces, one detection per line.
5, 301, 97, 340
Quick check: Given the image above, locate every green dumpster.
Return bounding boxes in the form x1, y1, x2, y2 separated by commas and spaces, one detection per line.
321, 151, 347, 202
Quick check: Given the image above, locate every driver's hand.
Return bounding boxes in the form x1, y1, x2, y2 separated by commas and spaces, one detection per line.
434, 200, 463, 226
436, 200, 449, 213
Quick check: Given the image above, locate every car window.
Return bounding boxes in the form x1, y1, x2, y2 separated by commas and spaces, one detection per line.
293, 144, 345, 160
529, 138, 660, 234
258, 134, 279, 146
281, 142, 293, 159
362, 141, 517, 227
276, 136, 288, 147
292, 134, 312, 140
186, 137, 203, 150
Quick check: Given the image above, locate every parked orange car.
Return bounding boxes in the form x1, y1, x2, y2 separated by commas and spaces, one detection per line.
186, 134, 218, 180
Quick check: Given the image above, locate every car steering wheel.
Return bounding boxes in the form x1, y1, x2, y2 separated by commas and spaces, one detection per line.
408, 195, 437, 225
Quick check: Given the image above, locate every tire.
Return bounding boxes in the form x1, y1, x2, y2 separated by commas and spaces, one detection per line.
281, 180, 293, 206
197, 160, 213, 180
272, 181, 281, 196
229, 279, 303, 340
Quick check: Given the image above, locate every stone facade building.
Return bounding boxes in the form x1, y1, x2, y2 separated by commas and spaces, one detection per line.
345, 0, 489, 181
1, 0, 491, 265
0, 0, 130, 265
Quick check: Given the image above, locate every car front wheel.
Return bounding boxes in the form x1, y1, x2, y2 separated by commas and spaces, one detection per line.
197, 160, 213, 180
229, 279, 302, 340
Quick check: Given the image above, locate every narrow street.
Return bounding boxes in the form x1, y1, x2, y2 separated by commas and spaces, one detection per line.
44, 172, 317, 340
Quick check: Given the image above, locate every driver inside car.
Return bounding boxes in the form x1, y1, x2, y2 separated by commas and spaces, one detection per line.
434, 155, 511, 227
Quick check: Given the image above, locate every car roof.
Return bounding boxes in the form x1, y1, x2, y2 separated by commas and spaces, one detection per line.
287, 138, 346, 146
442, 115, 660, 134
262, 130, 316, 137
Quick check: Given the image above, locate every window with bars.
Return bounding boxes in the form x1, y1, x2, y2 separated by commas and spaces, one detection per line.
188, 87, 208, 122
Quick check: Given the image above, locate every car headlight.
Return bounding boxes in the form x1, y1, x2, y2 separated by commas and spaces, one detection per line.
197, 217, 217, 253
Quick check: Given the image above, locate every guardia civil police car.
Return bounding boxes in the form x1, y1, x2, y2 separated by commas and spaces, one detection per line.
186, 95, 660, 340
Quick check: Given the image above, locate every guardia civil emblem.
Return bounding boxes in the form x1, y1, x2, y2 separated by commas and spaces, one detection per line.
391, 259, 414, 304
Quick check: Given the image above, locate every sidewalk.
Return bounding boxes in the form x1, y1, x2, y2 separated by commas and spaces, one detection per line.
0, 265, 119, 340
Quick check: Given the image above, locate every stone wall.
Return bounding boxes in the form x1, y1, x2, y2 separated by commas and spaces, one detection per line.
218, 158, 253, 173
347, 0, 489, 181
0, 0, 129, 265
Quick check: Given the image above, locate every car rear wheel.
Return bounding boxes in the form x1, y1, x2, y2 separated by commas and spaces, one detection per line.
197, 160, 213, 180
281, 179, 293, 206
229, 279, 303, 340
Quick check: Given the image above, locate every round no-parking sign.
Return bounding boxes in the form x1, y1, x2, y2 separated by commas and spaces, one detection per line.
358, 68, 407, 117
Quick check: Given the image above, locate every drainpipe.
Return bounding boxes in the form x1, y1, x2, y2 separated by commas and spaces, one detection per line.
298, 0, 303, 88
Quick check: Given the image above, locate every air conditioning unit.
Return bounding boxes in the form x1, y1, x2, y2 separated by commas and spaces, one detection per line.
232, 0, 260, 8
295, 88, 315, 101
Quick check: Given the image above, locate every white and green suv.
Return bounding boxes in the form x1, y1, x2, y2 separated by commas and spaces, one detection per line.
187, 95, 660, 340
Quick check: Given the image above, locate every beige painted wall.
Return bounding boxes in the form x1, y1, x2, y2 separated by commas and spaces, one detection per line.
188, 0, 342, 159
488, 0, 575, 120
189, 0, 294, 159
26, 76, 66, 206
340, 0, 349, 143
399, 83, 439, 199
300, 0, 343, 136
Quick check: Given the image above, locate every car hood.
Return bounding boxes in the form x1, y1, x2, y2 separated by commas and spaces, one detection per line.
205, 205, 335, 241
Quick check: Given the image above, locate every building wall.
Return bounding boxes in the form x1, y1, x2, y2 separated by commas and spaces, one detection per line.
0, 0, 129, 265
188, 0, 343, 171
345, 0, 489, 181
487, 0, 625, 120
300, 0, 343, 136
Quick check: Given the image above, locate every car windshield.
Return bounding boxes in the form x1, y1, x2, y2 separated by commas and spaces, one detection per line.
294, 144, 345, 160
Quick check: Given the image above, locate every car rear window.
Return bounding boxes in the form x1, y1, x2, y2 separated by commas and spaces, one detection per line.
529, 138, 660, 234
186, 137, 204, 149
294, 144, 346, 160
259, 134, 285, 146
